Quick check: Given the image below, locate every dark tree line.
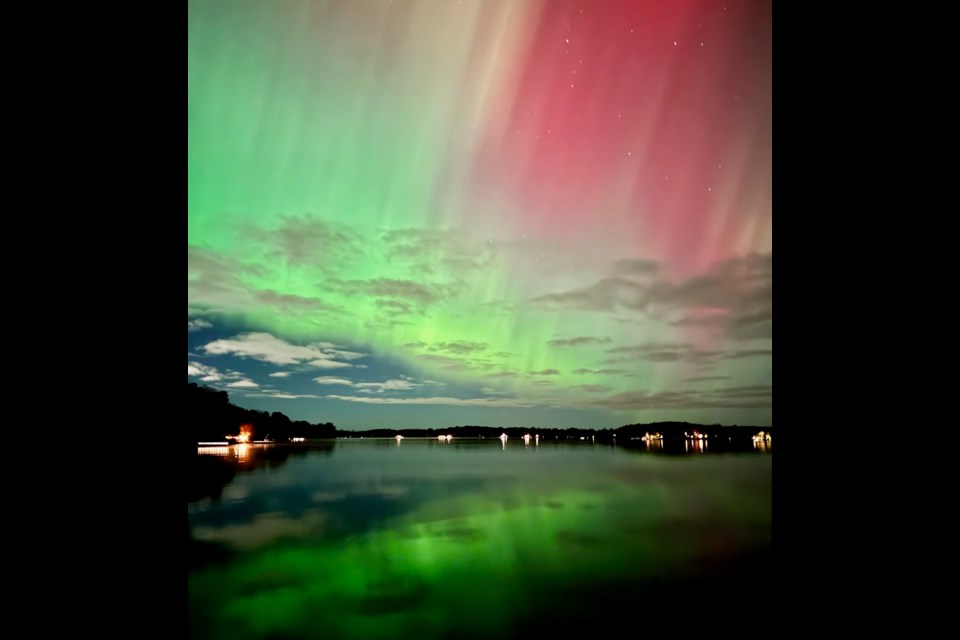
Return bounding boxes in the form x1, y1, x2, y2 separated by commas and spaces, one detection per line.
187, 383, 336, 447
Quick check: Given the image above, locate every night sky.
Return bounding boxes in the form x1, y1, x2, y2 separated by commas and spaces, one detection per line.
188, 0, 771, 430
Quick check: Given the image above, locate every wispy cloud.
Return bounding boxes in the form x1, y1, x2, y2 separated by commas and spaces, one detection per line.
404, 340, 488, 354
269, 372, 292, 378
546, 336, 611, 348
682, 375, 731, 383
601, 342, 770, 366
202, 332, 362, 368
248, 216, 360, 268
354, 379, 420, 393
188, 319, 213, 332
528, 253, 772, 344
612, 258, 660, 276
326, 395, 541, 407
188, 361, 258, 388
327, 277, 457, 310
529, 277, 645, 312
226, 380, 259, 389
531, 369, 561, 376
252, 290, 343, 314
572, 368, 627, 375
187, 361, 224, 382
571, 384, 611, 393
313, 377, 355, 386
590, 385, 772, 411
248, 392, 322, 400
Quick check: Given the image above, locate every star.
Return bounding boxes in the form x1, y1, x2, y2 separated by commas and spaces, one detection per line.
674, 41, 677, 46
565, 38, 570, 43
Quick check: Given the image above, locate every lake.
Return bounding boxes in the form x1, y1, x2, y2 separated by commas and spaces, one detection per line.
188, 438, 772, 638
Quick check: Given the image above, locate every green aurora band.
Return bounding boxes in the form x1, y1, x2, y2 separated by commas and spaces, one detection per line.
188, 0, 771, 426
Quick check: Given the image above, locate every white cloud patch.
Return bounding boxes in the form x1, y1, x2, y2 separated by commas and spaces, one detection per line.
480, 387, 511, 396
353, 379, 420, 393
188, 319, 213, 332
226, 380, 259, 389
269, 372, 292, 378
314, 377, 355, 386
188, 361, 258, 388
307, 359, 353, 369
188, 361, 222, 382
326, 395, 540, 407
201, 332, 363, 368
248, 392, 321, 399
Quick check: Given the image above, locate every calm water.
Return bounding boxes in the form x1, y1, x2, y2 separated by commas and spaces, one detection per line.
188, 439, 772, 639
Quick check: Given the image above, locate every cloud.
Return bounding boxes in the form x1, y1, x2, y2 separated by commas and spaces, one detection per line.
480, 387, 512, 396
307, 359, 354, 369
354, 379, 419, 393
375, 298, 416, 316
326, 395, 541, 408
313, 377, 354, 386
723, 348, 773, 359
589, 385, 772, 411
226, 380, 259, 389
546, 336, 612, 348
572, 368, 627, 375
405, 340, 489, 355
188, 361, 224, 382
429, 341, 488, 354
269, 372, 292, 378
201, 332, 361, 368
527, 253, 772, 343
188, 319, 213, 332
380, 228, 492, 276
531, 369, 561, 376
572, 384, 611, 393
528, 277, 646, 312
604, 342, 714, 364
416, 354, 476, 372
682, 375, 731, 383
248, 216, 359, 268
670, 308, 772, 340
253, 290, 343, 314
328, 277, 456, 308
188, 241, 348, 319
187, 362, 259, 389
188, 245, 257, 310
612, 258, 660, 276
247, 392, 322, 400
601, 342, 770, 365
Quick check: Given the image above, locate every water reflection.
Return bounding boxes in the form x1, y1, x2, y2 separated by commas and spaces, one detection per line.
188, 439, 772, 639
197, 446, 230, 457
684, 439, 708, 454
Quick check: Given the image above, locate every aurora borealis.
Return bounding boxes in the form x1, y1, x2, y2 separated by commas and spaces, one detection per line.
188, 0, 772, 429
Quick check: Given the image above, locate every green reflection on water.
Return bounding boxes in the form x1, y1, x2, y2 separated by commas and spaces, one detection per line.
189, 441, 771, 639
